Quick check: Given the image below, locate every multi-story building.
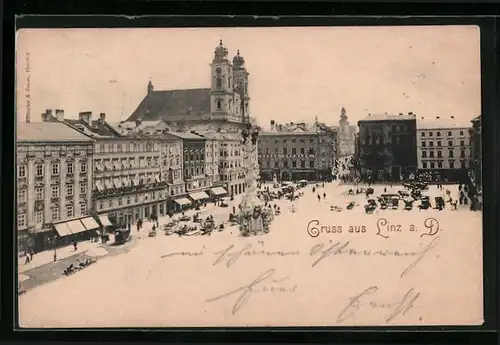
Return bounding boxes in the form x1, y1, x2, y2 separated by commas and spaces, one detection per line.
205, 132, 245, 196
125, 40, 249, 133
417, 116, 472, 182
169, 132, 213, 209
470, 115, 482, 189
17, 121, 94, 254
257, 120, 337, 181
43, 110, 174, 224
358, 112, 417, 181
335, 107, 357, 157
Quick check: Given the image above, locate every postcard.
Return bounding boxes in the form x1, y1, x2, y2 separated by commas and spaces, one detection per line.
16, 26, 483, 328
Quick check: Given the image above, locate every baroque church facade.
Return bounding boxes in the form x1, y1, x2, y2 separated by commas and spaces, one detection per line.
335, 107, 357, 157
126, 40, 250, 133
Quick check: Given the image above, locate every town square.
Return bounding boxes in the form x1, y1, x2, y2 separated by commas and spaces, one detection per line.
16, 26, 483, 327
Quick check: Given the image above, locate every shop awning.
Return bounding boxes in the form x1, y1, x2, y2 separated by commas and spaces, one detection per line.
174, 198, 192, 206
99, 214, 112, 227
104, 161, 113, 170
210, 187, 227, 196
113, 161, 121, 169
95, 180, 104, 191
122, 177, 129, 187
105, 180, 113, 189
155, 175, 161, 183
95, 161, 104, 171
132, 177, 140, 186
67, 219, 87, 235
121, 160, 128, 169
54, 223, 73, 237
114, 178, 122, 188
189, 191, 210, 201
81, 217, 100, 231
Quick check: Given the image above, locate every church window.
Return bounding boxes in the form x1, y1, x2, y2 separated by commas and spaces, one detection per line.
228, 76, 232, 89
216, 99, 222, 110
216, 77, 222, 89
216, 67, 222, 74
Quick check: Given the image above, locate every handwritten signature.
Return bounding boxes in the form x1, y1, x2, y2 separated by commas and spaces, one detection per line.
310, 236, 440, 277
337, 286, 421, 323
206, 268, 297, 315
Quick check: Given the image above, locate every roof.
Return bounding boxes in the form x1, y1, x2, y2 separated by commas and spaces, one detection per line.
127, 88, 211, 122
203, 132, 241, 141
65, 119, 122, 138
169, 132, 206, 140
17, 122, 94, 143
359, 113, 417, 122
417, 118, 471, 130
259, 131, 317, 136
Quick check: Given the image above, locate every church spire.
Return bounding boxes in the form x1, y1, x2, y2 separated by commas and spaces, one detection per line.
147, 77, 154, 95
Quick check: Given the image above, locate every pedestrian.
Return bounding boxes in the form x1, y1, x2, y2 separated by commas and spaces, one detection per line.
73, 240, 77, 251
25, 255, 30, 264
137, 223, 140, 232
323, 192, 326, 199
317, 194, 321, 201
312, 187, 316, 193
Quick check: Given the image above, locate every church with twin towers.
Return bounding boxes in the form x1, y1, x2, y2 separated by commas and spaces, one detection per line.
126, 40, 251, 133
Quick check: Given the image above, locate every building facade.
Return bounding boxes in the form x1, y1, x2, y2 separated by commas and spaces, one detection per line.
470, 115, 482, 189
17, 122, 94, 254
358, 113, 417, 181
417, 117, 472, 182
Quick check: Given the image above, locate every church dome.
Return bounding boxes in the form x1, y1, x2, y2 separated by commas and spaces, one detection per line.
213, 39, 229, 61
233, 49, 245, 67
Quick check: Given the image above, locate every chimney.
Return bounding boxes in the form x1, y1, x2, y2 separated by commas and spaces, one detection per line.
270, 120, 275, 131
41, 112, 49, 122
46, 109, 53, 118
55, 109, 64, 122
451, 116, 455, 119
78, 111, 92, 124
436, 116, 440, 119
99, 113, 106, 123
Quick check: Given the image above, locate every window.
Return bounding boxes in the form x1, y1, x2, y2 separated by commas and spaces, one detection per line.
448, 131, 452, 136
67, 162, 74, 174
66, 184, 74, 196
216, 77, 222, 89
216, 100, 222, 109
99, 201, 104, 210
449, 150, 454, 158
421, 132, 426, 137
429, 151, 435, 158
460, 131, 464, 136
283, 148, 287, 155
118, 198, 123, 206
52, 186, 59, 198
422, 151, 427, 158
448, 140, 453, 146
80, 182, 87, 194
308, 148, 315, 155
437, 132, 441, 137
17, 189, 26, 203
127, 197, 131, 205
449, 160, 455, 169
437, 161, 443, 168
35, 210, 43, 224
300, 147, 305, 154
52, 208, 59, 221
460, 140, 465, 146
309, 160, 315, 168
80, 160, 87, 173
66, 205, 74, 218
292, 161, 297, 168
284, 160, 288, 168
52, 162, 59, 175
430, 162, 435, 169
36, 164, 44, 177
461, 160, 466, 169
80, 203, 87, 215
460, 149, 466, 158
437, 141, 441, 147
437, 151, 442, 158
292, 148, 296, 155
18, 165, 26, 178
422, 162, 428, 169
429, 132, 433, 137
18, 214, 27, 228
35, 187, 43, 200
429, 141, 434, 147
421, 141, 426, 147
301, 160, 305, 168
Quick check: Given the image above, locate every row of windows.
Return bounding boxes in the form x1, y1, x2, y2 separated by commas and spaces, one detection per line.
421, 150, 467, 158
184, 154, 206, 161
421, 130, 465, 137
220, 173, 245, 182
219, 161, 241, 169
421, 160, 468, 169
95, 142, 159, 154
18, 161, 87, 178
17, 183, 88, 203
261, 160, 316, 169
219, 150, 240, 157
260, 138, 316, 145
421, 140, 468, 147
17, 204, 86, 227
259, 147, 315, 156
98, 189, 181, 210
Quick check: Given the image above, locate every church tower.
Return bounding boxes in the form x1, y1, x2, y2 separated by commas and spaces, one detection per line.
210, 40, 234, 117
147, 78, 154, 95
232, 49, 250, 121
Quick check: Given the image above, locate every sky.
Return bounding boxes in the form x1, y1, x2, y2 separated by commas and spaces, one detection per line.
16, 26, 480, 129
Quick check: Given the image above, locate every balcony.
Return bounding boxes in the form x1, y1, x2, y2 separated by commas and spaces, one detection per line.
66, 194, 74, 201
34, 175, 44, 182
51, 196, 59, 203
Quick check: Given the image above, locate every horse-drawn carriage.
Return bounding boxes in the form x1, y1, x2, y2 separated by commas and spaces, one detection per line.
114, 227, 131, 245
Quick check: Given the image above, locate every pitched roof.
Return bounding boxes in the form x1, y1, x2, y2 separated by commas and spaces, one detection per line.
127, 88, 211, 122
359, 113, 417, 122
417, 118, 471, 130
17, 122, 93, 142
169, 132, 206, 140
